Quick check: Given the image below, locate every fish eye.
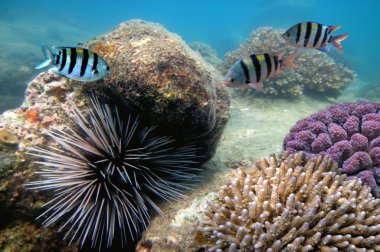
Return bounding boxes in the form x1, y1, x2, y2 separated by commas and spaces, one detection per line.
230, 78, 235, 83
106, 66, 110, 71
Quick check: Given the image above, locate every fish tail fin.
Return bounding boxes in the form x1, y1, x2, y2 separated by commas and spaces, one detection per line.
328, 25, 342, 34
35, 43, 54, 69
331, 33, 348, 52
283, 53, 298, 68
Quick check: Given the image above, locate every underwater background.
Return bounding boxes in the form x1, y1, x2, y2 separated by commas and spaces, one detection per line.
1, 0, 380, 112
1, 0, 380, 251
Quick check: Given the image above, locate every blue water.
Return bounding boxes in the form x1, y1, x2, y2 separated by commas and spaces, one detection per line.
0, 0, 379, 109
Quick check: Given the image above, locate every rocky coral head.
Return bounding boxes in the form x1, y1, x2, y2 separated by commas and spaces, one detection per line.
196, 152, 380, 251
83, 19, 230, 163
284, 101, 380, 197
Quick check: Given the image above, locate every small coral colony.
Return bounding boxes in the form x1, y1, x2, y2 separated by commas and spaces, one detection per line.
27, 20, 380, 251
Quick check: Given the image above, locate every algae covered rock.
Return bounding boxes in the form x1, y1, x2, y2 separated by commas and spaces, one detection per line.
0, 222, 77, 252
224, 27, 356, 97
85, 20, 230, 161
0, 73, 79, 245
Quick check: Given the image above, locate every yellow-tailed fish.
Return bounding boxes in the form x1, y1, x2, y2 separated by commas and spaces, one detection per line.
35, 43, 110, 81
223, 53, 298, 92
283, 22, 348, 52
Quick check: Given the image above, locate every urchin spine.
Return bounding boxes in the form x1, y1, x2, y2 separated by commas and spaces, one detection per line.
26, 98, 198, 248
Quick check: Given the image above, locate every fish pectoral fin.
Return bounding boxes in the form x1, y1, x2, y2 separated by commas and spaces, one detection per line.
35, 43, 54, 69
319, 46, 330, 52
248, 82, 264, 92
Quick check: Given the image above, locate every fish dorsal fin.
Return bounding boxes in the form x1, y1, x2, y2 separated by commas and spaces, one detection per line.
52, 46, 69, 51
52, 46, 83, 50
328, 25, 342, 34
51, 46, 88, 53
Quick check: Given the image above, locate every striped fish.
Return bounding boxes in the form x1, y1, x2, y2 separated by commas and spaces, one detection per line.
283, 22, 348, 52
35, 43, 110, 81
223, 53, 297, 92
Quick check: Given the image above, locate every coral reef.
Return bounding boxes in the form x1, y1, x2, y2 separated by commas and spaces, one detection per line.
223, 27, 356, 97
135, 96, 335, 251
196, 152, 380, 251
0, 20, 229, 250
27, 97, 199, 248
84, 20, 230, 161
284, 101, 380, 197
189, 41, 224, 71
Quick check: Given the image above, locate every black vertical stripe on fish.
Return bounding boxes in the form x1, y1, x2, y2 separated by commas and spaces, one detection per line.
92, 53, 98, 72
313, 23, 322, 47
55, 54, 60, 65
264, 53, 272, 78
239, 60, 250, 83
80, 49, 89, 77
321, 28, 329, 46
303, 22, 312, 47
274, 56, 279, 71
59, 49, 67, 71
327, 26, 333, 34
296, 23, 302, 44
250, 54, 261, 82
68, 48, 77, 74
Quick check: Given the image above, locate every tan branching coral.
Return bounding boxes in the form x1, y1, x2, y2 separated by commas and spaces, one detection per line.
196, 152, 380, 251
223, 27, 356, 97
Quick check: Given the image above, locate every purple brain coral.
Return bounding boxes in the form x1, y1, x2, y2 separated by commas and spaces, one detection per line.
284, 101, 380, 197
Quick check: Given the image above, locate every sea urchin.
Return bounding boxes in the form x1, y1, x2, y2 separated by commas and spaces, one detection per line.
26, 98, 199, 249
